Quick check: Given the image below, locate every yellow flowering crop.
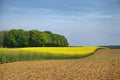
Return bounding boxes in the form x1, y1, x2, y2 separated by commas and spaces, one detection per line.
0, 46, 102, 63
18, 46, 99, 55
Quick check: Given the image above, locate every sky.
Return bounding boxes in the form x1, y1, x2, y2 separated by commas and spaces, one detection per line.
0, 0, 120, 46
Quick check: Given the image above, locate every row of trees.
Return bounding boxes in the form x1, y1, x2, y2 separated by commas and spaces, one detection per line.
0, 31, 7, 47
2, 29, 69, 47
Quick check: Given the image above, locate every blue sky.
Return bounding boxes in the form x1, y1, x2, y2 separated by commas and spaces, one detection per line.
0, 0, 120, 46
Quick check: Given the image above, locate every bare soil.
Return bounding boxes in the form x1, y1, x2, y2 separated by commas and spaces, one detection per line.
0, 49, 120, 80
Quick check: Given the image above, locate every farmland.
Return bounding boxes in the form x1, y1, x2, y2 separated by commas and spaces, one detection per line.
0, 46, 100, 63
0, 48, 120, 80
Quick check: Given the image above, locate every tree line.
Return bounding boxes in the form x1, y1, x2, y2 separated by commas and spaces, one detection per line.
0, 31, 7, 47
102, 45, 120, 49
0, 29, 69, 47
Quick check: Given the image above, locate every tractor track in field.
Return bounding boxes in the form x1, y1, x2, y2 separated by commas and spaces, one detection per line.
0, 49, 120, 80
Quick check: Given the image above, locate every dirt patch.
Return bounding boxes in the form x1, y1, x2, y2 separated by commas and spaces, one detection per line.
0, 49, 120, 80
84, 49, 120, 60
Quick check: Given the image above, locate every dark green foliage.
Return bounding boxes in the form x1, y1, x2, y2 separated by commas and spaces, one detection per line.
3, 29, 29, 47
0, 31, 7, 47
3, 29, 69, 47
29, 30, 43, 47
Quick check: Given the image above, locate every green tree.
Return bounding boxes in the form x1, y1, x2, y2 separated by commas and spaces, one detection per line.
41, 31, 52, 47
0, 31, 7, 47
3, 29, 69, 47
61, 35, 69, 47
3, 29, 29, 47
16, 29, 29, 47
29, 30, 43, 47
3, 29, 17, 47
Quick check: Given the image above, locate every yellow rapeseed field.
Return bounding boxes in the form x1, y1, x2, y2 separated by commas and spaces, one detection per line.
0, 46, 101, 63
0, 46, 100, 55
18, 46, 99, 55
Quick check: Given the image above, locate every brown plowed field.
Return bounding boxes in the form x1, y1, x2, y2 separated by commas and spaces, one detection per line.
0, 49, 120, 80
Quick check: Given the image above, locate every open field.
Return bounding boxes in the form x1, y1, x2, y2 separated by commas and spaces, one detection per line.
0, 49, 120, 80
0, 46, 100, 63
